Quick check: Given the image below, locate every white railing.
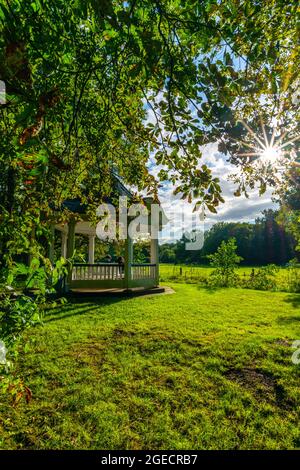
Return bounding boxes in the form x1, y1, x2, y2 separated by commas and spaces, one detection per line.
131, 264, 157, 280
72, 263, 157, 282
72, 263, 123, 281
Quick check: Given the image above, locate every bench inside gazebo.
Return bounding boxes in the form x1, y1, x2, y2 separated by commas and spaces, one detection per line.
49, 179, 165, 294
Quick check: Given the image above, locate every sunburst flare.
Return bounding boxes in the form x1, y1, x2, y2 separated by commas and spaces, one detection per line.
235, 118, 299, 166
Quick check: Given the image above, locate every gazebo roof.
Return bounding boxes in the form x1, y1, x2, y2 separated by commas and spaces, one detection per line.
53, 172, 168, 232
58, 173, 134, 215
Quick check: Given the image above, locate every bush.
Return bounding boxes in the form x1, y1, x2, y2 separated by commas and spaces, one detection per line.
287, 259, 300, 293
0, 257, 68, 379
242, 265, 279, 291
207, 238, 243, 287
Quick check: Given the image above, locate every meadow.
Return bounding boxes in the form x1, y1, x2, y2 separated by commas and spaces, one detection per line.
159, 264, 298, 291
0, 283, 300, 450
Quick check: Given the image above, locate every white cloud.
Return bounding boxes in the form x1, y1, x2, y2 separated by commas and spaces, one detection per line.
158, 142, 277, 242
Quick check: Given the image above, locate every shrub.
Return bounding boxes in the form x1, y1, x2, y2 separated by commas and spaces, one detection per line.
207, 238, 243, 287
242, 265, 279, 291
0, 257, 68, 379
287, 259, 300, 293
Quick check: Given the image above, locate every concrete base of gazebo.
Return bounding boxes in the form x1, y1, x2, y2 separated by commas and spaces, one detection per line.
69, 285, 169, 297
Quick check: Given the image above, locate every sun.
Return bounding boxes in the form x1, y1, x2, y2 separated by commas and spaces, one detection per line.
235, 117, 299, 166
260, 146, 282, 162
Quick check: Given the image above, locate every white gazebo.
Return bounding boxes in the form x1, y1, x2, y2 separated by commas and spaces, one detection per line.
49, 181, 166, 293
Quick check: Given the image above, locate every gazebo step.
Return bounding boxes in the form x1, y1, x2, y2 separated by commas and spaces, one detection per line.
69, 286, 168, 297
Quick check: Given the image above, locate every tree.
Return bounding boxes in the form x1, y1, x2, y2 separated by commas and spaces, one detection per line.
253, 209, 296, 265
0, 1, 299, 356
133, 240, 150, 264
159, 244, 176, 264
161, 212, 297, 266
207, 238, 243, 287
0, 1, 298, 240
277, 169, 300, 251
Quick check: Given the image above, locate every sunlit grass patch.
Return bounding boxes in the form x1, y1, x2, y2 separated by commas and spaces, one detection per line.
0, 284, 300, 449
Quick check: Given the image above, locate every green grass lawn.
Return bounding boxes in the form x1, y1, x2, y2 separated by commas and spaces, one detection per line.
159, 264, 296, 290
1, 284, 300, 449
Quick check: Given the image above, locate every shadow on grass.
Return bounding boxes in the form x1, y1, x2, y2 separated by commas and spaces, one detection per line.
283, 294, 300, 309
276, 294, 300, 324
44, 295, 127, 323
195, 284, 223, 294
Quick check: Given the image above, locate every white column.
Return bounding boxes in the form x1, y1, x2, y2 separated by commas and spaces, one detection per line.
66, 219, 76, 291
124, 234, 133, 289
88, 235, 95, 264
150, 233, 159, 286
61, 231, 67, 258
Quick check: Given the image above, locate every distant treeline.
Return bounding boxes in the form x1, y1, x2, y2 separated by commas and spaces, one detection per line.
159, 209, 298, 266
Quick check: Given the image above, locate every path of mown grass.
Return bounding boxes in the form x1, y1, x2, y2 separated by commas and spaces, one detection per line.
0, 284, 300, 449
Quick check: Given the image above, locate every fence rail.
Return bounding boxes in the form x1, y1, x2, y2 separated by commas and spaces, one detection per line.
72, 263, 157, 281
72, 263, 123, 281
131, 263, 157, 280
